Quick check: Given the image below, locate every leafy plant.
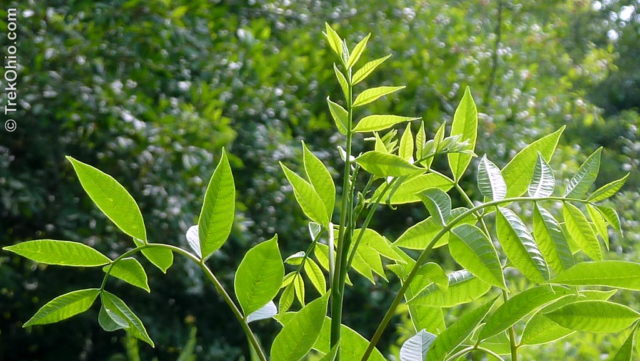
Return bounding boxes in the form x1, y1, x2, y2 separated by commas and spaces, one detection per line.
4, 25, 637, 361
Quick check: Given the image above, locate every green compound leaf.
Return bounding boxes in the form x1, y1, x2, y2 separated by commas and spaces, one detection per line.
545, 300, 640, 333
67, 156, 146, 241
450, 224, 506, 289
418, 189, 451, 226
479, 285, 572, 340
501, 126, 565, 197
565, 147, 602, 199
353, 86, 405, 107
496, 207, 549, 283
101, 291, 154, 347
198, 149, 235, 259
563, 202, 603, 260
24, 289, 100, 327
356, 151, 423, 177
532, 205, 574, 273
352, 55, 391, 85
234, 235, 284, 315
427, 297, 497, 361
4, 240, 110, 267
477, 155, 507, 201
588, 173, 630, 202
552, 261, 640, 290
304, 258, 327, 294
271, 294, 329, 361
448, 87, 477, 180
327, 97, 348, 135
371, 173, 453, 204
103, 257, 150, 293
281, 163, 329, 226
302, 142, 335, 222
528, 153, 555, 198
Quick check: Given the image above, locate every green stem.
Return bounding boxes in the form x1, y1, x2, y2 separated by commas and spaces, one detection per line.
359, 196, 594, 361
445, 345, 505, 361
331, 65, 354, 350
100, 243, 268, 361
502, 291, 518, 361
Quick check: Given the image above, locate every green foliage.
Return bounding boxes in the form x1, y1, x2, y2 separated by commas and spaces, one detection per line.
3, 240, 110, 267
103, 258, 150, 293
24, 289, 100, 327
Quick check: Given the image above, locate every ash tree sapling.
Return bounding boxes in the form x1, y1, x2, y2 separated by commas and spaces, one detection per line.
4, 24, 638, 361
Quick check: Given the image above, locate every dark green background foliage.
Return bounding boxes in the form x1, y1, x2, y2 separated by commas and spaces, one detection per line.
0, 0, 638, 360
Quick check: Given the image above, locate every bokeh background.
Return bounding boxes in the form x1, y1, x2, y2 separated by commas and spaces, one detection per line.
0, 0, 638, 360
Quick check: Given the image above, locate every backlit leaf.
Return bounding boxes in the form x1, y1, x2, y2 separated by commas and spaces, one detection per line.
545, 300, 640, 333
563, 202, 602, 260
347, 33, 370, 68
477, 155, 506, 201
333, 64, 349, 102
552, 261, 640, 290
281, 163, 329, 226
324, 23, 342, 57
418, 189, 451, 226
304, 258, 326, 294
356, 151, 423, 177
589, 173, 629, 202
532, 205, 574, 273
609, 325, 637, 361
327, 97, 348, 135
410, 270, 490, 307
4, 240, 110, 267
565, 147, 602, 199
399, 123, 414, 161
353, 86, 405, 107
353, 115, 419, 133
303, 142, 335, 221
528, 153, 555, 198
352, 55, 391, 85
198, 149, 235, 259
103, 257, 150, 292
101, 291, 154, 346
24, 289, 100, 327
450, 224, 506, 289
371, 173, 453, 204
448, 87, 477, 180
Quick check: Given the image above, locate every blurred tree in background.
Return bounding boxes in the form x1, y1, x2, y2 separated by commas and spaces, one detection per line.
0, 0, 637, 360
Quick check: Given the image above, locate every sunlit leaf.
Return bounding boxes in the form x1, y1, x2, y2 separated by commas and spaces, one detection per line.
532, 205, 574, 273
234, 235, 284, 315
371, 173, 453, 204
450, 224, 506, 289
565, 147, 602, 199
447, 87, 477, 180
399, 123, 414, 161
394, 208, 475, 249
302, 142, 335, 221
24, 289, 100, 327
563, 202, 602, 260
356, 151, 423, 177
101, 291, 154, 347
103, 257, 150, 292
609, 325, 637, 361
352, 55, 391, 85
400, 329, 436, 361
281, 163, 329, 226
418, 189, 451, 226
324, 23, 342, 57
501, 126, 565, 197
552, 261, 640, 290
327, 97, 348, 135
304, 258, 326, 294
353, 86, 405, 107
528, 153, 555, 197
347, 33, 370, 68
67, 156, 146, 241
588, 173, 629, 202
410, 270, 490, 307
477, 155, 506, 201
545, 300, 640, 333
4, 240, 110, 267
353, 115, 419, 133
198, 149, 235, 259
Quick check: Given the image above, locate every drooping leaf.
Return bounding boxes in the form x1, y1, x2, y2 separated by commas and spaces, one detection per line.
353, 115, 420, 133
552, 261, 640, 290
565, 147, 602, 199
98, 304, 128, 332
67, 157, 146, 241
247, 301, 278, 323
234, 235, 284, 316
477, 155, 506, 201
23, 289, 100, 327
399, 123, 414, 161
545, 300, 640, 333
521, 290, 617, 345
347, 33, 370, 68
103, 257, 150, 292
198, 149, 235, 259
327, 97, 348, 135
501, 126, 565, 197
352, 55, 391, 85
302, 142, 335, 221
609, 325, 637, 361
410, 270, 490, 307
304, 258, 327, 294
418, 189, 451, 226
532, 205, 574, 273
324, 23, 342, 57
528, 153, 555, 198
563, 202, 603, 260
447, 87, 477, 180
101, 291, 154, 346
450, 225, 506, 289
496, 207, 549, 282
281, 163, 329, 226
371, 173, 453, 204
4, 240, 110, 267
356, 151, 423, 177
588, 173, 630, 202
427, 298, 496, 361
353, 86, 405, 107
479, 285, 572, 340
271, 294, 329, 361
400, 329, 436, 361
